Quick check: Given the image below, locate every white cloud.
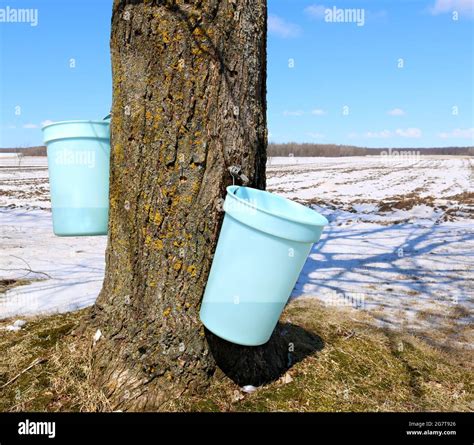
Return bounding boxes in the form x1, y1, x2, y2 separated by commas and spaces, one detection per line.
23, 123, 39, 129
429, 0, 474, 16
366, 130, 392, 139
311, 109, 327, 116
268, 14, 301, 38
307, 132, 325, 139
387, 108, 405, 116
361, 128, 422, 139
41, 120, 54, 127
438, 128, 474, 139
283, 110, 304, 116
395, 128, 422, 138
305, 5, 327, 19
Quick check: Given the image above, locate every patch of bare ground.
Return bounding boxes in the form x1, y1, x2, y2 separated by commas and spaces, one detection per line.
0, 279, 32, 294
445, 192, 474, 206
377, 193, 435, 212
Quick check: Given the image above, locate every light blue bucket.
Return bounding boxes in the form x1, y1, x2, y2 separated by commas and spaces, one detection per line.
42, 119, 111, 236
200, 186, 328, 346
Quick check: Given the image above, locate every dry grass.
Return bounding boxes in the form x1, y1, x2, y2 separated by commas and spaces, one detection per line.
0, 278, 33, 294
0, 299, 472, 412
409, 303, 474, 354
0, 311, 111, 412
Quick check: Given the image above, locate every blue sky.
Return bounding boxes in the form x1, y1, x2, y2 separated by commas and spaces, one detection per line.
0, 0, 473, 148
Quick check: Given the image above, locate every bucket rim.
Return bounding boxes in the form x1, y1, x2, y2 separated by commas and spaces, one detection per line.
41, 120, 110, 131
226, 185, 329, 228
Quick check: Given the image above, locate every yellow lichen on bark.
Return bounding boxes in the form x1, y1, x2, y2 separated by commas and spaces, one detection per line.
186, 265, 197, 277
153, 211, 162, 225
163, 307, 171, 317
153, 239, 164, 250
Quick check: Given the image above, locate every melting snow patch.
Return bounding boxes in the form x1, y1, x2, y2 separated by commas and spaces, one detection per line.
352, 203, 379, 214
0, 208, 106, 320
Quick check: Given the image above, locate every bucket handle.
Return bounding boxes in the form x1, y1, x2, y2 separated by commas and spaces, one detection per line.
85, 113, 111, 158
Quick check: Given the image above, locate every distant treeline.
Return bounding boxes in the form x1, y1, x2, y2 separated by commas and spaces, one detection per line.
1, 144, 473, 157
268, 143, 474, 157
0, 146, 46, 156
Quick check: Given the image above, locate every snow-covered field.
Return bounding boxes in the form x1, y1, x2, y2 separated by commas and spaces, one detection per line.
0, 155, 106, 318
1, 155, 473, 348
0, 208, 106, 319
269, 156, 473, 348
0, 155, 50, 209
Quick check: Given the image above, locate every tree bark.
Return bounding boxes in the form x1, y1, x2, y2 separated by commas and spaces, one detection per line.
90, 0, 267, 410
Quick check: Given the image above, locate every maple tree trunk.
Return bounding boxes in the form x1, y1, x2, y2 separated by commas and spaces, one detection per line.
89, 0, 268, 410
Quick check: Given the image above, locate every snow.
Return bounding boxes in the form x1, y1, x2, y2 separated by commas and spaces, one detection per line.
0, 157, 106, 319
0, 207, 106, 319
93, 329, 102, 345
267, 156, 473, 202
241, 385, 257, 393
0, 156, 50, 209
267, 156, 473, 340
293, 218, 473, 327
0, 155, 473, 348
2, 319, 27, 331
4, 325, 22, 332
